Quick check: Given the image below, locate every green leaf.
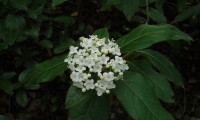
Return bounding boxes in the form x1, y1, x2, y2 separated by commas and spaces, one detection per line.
54, 39, 76, 54
39, 39, 53, 48
24, 25, 39, 39
114, 71, 174, 120
100, 0, 121, 11
19, 56, 68, 86
137, 49, 184, 87
93, 28, 109, 40
122, 0, 139, 21
10, 0, 30, 10
117, 24, 192, 53
155, 0, 164, 13
129, 61, 174, 102
149, 8, 167, 23
0, 79, 13, 94
66, 85, 90, 109
139, 0, 155, 7
54, 16, 75, 25
27, 7, 43, 19
2, 72, 16, 80
16, 90, 28, 107
52, 0, 66, 7
67, 88, 109, 120
172, 4, 200, 23
4, 30, 19, 46
177, 0, 187, 12
5, 14, 25, 30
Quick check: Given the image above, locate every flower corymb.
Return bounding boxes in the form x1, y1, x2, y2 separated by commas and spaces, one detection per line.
64, 35, 129, 96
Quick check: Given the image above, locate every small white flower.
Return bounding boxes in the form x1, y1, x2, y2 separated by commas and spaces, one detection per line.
70, 71, 80, 82
65, 35, 129, 96
99, 55, 109, 65
93, 63, 102, 73
115, 56, 124, 64
84, 79, 95, 90
103, 72, 114, 81
73, 82, 83, 88
69, 46, 78, 54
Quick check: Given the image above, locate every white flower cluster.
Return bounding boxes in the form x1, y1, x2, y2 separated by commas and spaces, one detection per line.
64, 35, 129, 96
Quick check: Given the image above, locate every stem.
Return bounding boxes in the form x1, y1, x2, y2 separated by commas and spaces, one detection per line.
146, 0, 149, 24
123, 51, 134, 59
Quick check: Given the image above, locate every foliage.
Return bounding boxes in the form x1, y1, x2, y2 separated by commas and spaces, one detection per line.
0, 0, 199, 120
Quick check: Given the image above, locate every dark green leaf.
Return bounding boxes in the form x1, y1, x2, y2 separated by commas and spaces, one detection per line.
149, 8, 167, 23
155, 0, 164, 13
137, 49, 184, 87
52, 0, 66, 7
172, 4, 200, 23
129, 61, 174, 102
2, 72, 16, 80
122, 0, 139, 21
139, 0, 155, 7
16, 90, 28, 107
67, 89, 109, 120
93, 28, 109, 40
177, 0, 187, 12
4, 30, 19, 46
100, 0, 121, 11
54, 39, 75, 54
117, 24, 192, 53
27, 7, 43, 19
66, 85, 90, 109
19, 56, 68, 86
0, 43, 8, 51
5, 14, 25, 30
114, 71, 174, 120
54, 16, 75, 25
39, 39, 53, 48
10, 0, 30, 10
24, 25, 39, 39
0, 79, 13, 94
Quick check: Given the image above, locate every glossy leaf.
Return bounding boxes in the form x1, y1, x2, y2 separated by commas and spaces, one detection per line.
39, 39, 53, 48
137, 49, 184, 87
93, 28, 109, 40
10, 0, 29, 10
149, 8, 167, 23
5, 14, 25, 30
117, 24, 192, 53
0, 79, 13, 94
19, 56, 68, 86
16, 90, 28, 107
129, 61, 174, 102
155, 0, 164, 13
100, 0, 121, 11
54, 16, 75, 25
65, 85, 89, 109
172, 4, 200, 23
114, 71, 174, 120
54, 39, 76, 54
67, 87, 109, 120
139, 0, 155, 7
122, 0, 139, 21
52, 0, 66, 7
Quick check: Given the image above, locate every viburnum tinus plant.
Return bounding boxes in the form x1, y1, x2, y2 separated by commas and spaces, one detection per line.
64, 35, 129, 96
19, 25, 192, 120
64, 26, 192, 120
